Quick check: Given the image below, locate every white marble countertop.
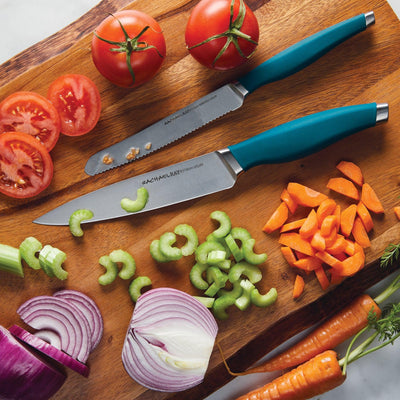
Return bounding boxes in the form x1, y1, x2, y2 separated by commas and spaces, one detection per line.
1, 1, 400, 399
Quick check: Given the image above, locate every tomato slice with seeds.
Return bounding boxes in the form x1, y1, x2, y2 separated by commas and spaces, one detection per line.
47, 74, 101, 136
0, 132, 53, 199
0, 91, 61, 151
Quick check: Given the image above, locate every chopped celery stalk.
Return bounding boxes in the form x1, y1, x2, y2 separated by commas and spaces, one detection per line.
109, 249, 136, 280
174, 224, 198, 256
242, 238, 268, 265
195, 241, 225, 264
204, 282, 222, 297
121, 187, 149, 213
218, 280, 243, 299
68, 209, 94, 237
39, 245, 67, 280
19, 237, 42, 270
149, 239, 171, 263
251, 287, 278, 308
235, 279, 255, 311
208, 210, 231, 240
189, 262, 209, 290
206, 266, 227, 286
231, 227, 252, 242
193, 296, 215, 308
228, 261, 262, 284
0, 243, 23, 277
98, 255, 118, 285
129, 276, 152, 302
225, 233, 244, 262
207, 250, 227, 265
159, 232, 182, 261
216, 259, 231, 271
212, 295, 236, 320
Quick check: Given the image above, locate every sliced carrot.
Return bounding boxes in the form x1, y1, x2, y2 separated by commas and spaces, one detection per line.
344, 239, 356, 256
333, 204, 341, 230
334, 248, 365, 276
314, 267, 330, 290
280, 188, 298, 214
356, 201, 374, 232
292, 275, 305, 299
327, 177, 360, 201
316, 198, 337, 226
315, 251, 342, 269
361, 183, 384, 214
326, 235, 347, 255
352, 216, 371, 248
281, 246, 297, 267
320, 215, 338, 237
280, 218, 306, 233
311, 231, 326, 252
336, 160, 364, 186
294, 256, 322, 272
299, 209, 318, 239
330, 269, 345, 285
294, 250, 308, 260
286, 182, 328, 208
394, 206, 400, 220
279, 232, 315, 257
262, 202, 289, 233
340, 204, 357, 237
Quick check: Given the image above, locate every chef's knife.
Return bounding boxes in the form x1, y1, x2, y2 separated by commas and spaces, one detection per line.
35, 102, 388, 226
85, 12, 375, 176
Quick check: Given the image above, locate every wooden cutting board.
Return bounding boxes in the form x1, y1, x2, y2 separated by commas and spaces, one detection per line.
2, 0, 400, 399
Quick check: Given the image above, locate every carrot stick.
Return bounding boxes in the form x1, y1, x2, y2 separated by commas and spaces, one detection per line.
293, 256, 322, 272
280, 218, 307, 233
394, 206, 400, 220
316, 198, 337, 226
351, 217, 371, 248
292, 275, 305, 299
361, 183, 384, 214
336, 160, 364, 186
311, 231, 326, 252
279, 232, 315, 257
320, 215, 338, 237
340, 204, 357, 237
299, 209, 318, 239
281, 246, 297, 267
235, 350, 346, 400
263, 202, 289, 233
287, 182, 328, 208
314, 267, 330, 290
326, 235, 348, 255
230, 294, 380, 375
280, 188, 298, 214
356, 201, 374, 232
327, 177, 360, 201
333, 248, 365, 276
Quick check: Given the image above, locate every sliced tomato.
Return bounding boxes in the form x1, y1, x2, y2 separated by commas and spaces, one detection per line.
0, 132, 53, 199
0, 91, 61, 151
47, 74, 101, 136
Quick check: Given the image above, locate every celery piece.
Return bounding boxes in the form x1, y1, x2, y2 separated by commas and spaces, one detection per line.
98, 255, 118, 285
109, 249, 136, 280
235, 280, 255, 311
193, 296, 215, 308
218, 280, 243, 299
205, 268, 228, 297
68, 209, 94, 237
224, 233, 244, 262
228, 261, 262, 284
216, 259, 231, 271
0, 243, 23, 277
207, 250, 227, 265
195, 241, 225, 265
208, 210, 231, 240
212, 295, 236, 320
159, 232, 182, 261
19, 237, 42, 270
242, 238, 268, 265
174, 224, 198, 256
251, 287, 278, 308
149, 239, 171, 263
189, 262, 209, 290
39, 245, 67, 280
129, 276, 152, 302
231, 227, 252, 242
121, 187, 149, 213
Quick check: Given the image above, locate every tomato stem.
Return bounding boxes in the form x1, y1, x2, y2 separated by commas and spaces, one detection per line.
187, 0, 258, 66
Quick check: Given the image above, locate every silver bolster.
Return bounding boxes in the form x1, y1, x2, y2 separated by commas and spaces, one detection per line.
217, 148, 244, 177
376, 103, 389, 123
365, 11, 375, 27
231, 82, 249, 98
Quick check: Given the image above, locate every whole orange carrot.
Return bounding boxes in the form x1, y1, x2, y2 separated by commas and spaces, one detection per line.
236, 350, 345, 400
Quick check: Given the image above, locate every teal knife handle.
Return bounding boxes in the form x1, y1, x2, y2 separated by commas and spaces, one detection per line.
238, 13, 371, 93
228, 103, 380, 171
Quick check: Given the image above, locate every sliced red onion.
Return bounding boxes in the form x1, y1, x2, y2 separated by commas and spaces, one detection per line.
34, 329, 61, 349
53, 289, 103, 350
0, 325, 66, 400
8, 325, 89, 378
122, 287, 218, 392
17, 296, 92, 363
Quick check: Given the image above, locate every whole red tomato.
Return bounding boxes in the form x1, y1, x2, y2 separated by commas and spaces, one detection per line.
185, 0, 259, 70
91, 10, 166, 88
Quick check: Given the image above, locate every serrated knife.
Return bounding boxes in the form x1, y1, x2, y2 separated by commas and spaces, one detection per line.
85, 11, 376, 176
35, 102, 388, 225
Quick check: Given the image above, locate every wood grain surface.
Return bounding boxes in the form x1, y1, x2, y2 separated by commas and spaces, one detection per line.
1, 0, 400, 399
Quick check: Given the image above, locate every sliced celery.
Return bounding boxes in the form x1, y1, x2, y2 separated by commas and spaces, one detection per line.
129, 276, 152, 302
224, 233, 244, 262
121, 187, 149, 213
195, 241, 225, 265
242, 238, 268, 265
174, 224, 198, 256
98, 255, 118, 285
39, 245, 67, 280
68, 209, 94, 237
235, 280, 255, 311
228, 261, 262, 284
159, 232, 182, 261
19, 237, 42, 270
208, 210, 231, 240
207, 250, 227, 265
251, 287, 278, 308
109, 249, 136, 280
0, 243, 23, 277
149, 240, 171, 263
193, 296, 215, 308
189, 262, 209, 290
212, 295, 236, 320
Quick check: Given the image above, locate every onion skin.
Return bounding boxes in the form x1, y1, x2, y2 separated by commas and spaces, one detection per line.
0, 325, 66, 400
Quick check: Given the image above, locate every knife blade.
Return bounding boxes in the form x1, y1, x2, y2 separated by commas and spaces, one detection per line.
84, 11, 375, 176
35, 102, 388, 226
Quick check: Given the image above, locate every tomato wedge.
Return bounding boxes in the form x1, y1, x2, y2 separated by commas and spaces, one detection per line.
47, 74, 101, 136
0, 91, 61, 151
0, 132, 53, 199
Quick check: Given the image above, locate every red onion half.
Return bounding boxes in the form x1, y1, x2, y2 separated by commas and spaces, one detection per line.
122, 287, 218, 392
0, 325, 66, 400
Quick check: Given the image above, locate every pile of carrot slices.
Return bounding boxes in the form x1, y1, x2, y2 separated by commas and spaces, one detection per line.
262, 161, 385, 298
